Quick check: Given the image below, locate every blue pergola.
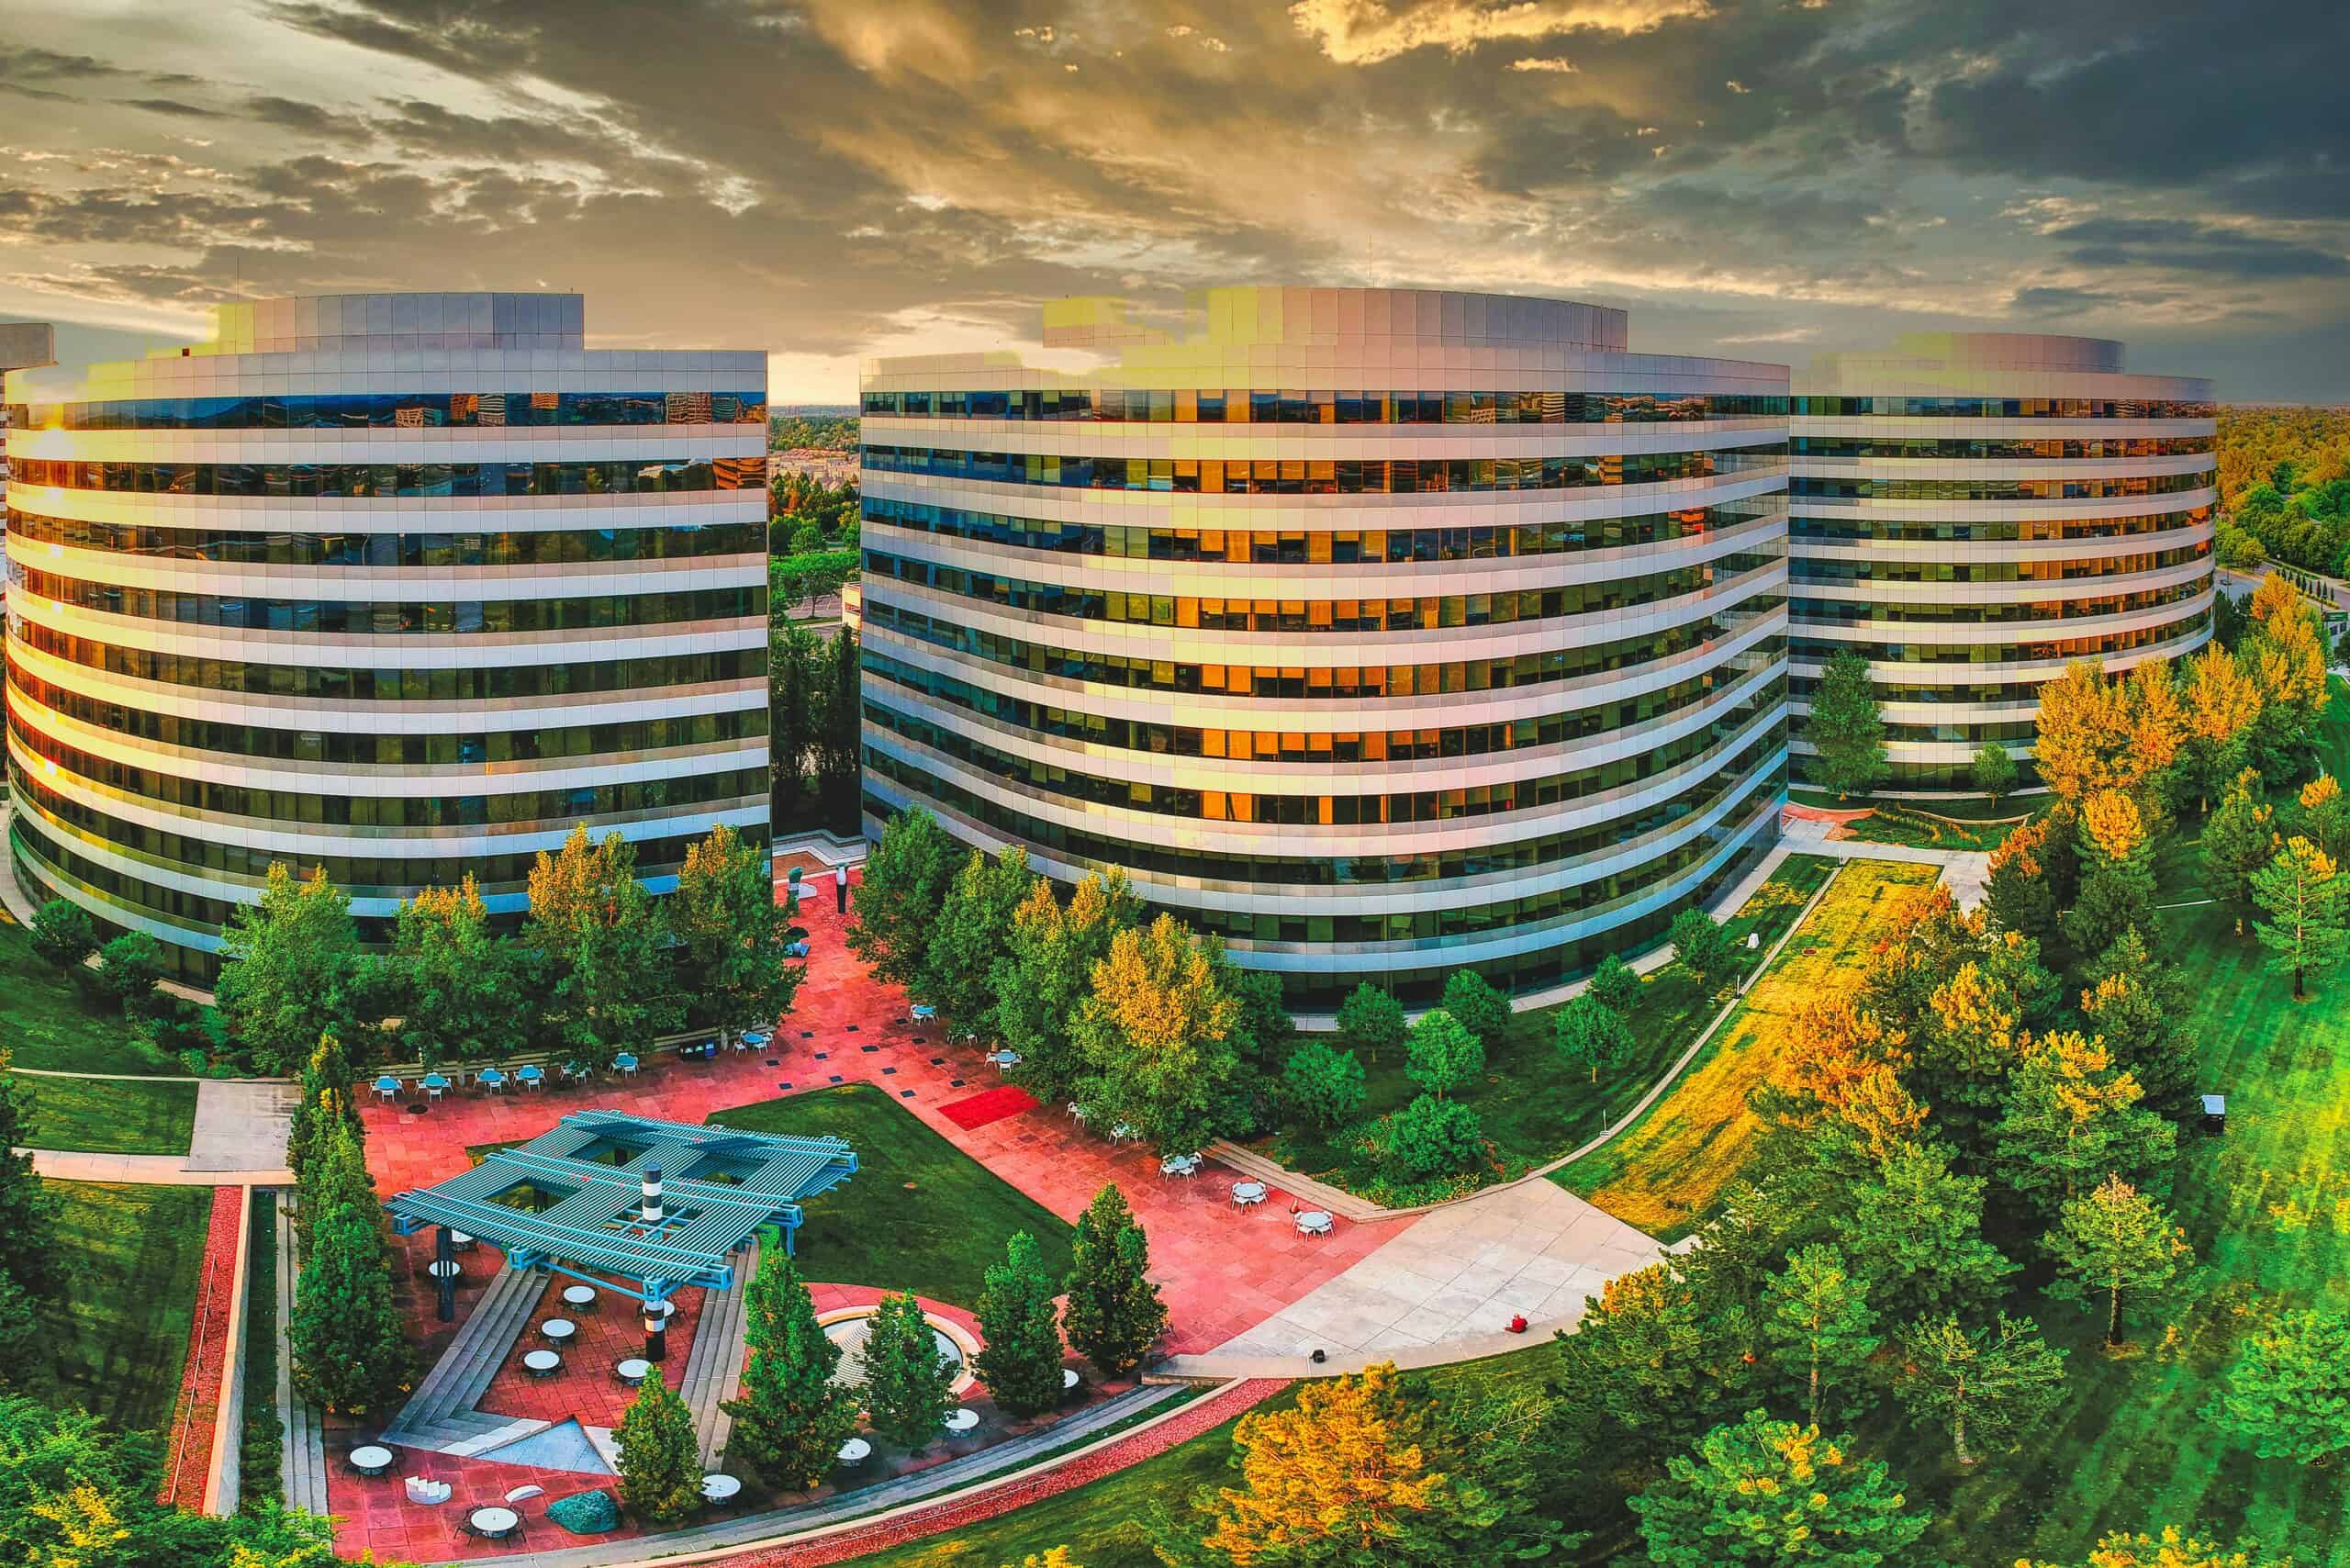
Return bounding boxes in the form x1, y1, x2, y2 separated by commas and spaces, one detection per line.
385, 1109, 857, 1308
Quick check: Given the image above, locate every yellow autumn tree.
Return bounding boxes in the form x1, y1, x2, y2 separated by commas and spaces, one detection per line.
1069, 913, 1243, 1150
1000, 1551, 1083, 1568
1201, 1363, 1453, 1565
2245, 576, 2331, 724
2036, 661, 2139, 801
1764, 993, 1919, 1159
2082, 788, 2149, 862
2016, 1522, 2295, 1568
2182, 643, 2264, 745
2127, 660, 2188, 778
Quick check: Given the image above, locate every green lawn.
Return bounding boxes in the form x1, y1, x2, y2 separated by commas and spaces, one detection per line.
14, 1072, 198, 1155
705, 1085, 1076, 1309
1831, 803, 2017, 853
1259, 854, 1837, 1205
28, 1181, 213, 1438
1790, 785, 2027, 822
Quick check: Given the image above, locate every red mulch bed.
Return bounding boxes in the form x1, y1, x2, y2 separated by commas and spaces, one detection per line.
935, 1084, 1042, 1131
158, 1185, 243, 1509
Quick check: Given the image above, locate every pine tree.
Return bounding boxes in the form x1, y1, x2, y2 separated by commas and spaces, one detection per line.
1993, 1030, 2177, 1218
1894, 1312, 2067, 1465
1063, 1184, 1169, 1379
1554, 994, 1635, 1083
2251, 835, 2350, 998
2079, 932, 2201, 1121
1629, 1408, 1932, 1567
1808, 648, 1889, 801
2065, 790, 2160, 959
974, 1232, 1067, 1419
2020, 1525, 2295, 1568
861, 1291, 957, 1452
2201, 768, 2277, 935
1836, 1143, 2016, 1322
2048, 1175, 2191, 1349
721, 1247, 856, 1490
285, 1033, 364, 1192
1761, 1245, 1880, 1428
288, 1122, 414, 1416
615, 1376, 701, 1522
0, 1055, 62, 1299
2207, 1306, 2350, 1465
1403, 1008, 1483, 1100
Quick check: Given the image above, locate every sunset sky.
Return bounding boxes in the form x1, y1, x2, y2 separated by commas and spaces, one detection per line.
2, 0, 2344, 399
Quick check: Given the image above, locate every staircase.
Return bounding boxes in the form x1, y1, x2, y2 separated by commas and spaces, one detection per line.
380, 1265, 550, 1455
274, 1195, 330, 1514
680, 1242, 756, 1466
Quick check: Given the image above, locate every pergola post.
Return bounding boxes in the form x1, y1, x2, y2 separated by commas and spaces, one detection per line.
643, 1282, 667, 1361
434, 1225, 456, 1322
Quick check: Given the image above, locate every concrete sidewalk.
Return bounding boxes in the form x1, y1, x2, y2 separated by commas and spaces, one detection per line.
1776, 811, 1991, 909
22, 1148, 292, 1184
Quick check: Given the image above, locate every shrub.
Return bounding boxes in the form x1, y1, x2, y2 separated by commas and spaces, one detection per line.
1382, 1094, 1485, 1178
28, 900, 97, 974
93, 932, 165, 1017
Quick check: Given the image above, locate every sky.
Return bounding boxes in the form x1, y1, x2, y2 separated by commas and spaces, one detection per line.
1, 0, 2345, 402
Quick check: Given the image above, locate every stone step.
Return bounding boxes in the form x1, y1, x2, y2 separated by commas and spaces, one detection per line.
274, 1193, 330, 1516
1205, 1141, 1387, 1222
384, 1264, 541, 1439
678, 1243, 757, 1466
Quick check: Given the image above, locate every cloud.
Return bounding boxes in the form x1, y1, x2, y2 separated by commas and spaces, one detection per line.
1510, 56, 1578, 72
1289, 0, 1712, 65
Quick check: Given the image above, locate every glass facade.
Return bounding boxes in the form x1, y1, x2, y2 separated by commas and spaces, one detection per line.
859, 286, 1791, 1005
1787, 333, 2216, 791
4, 291, 769, 977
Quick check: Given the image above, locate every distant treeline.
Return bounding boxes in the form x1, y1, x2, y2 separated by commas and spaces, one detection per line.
2216, 407, 2350, 576
769, 412, 859, 451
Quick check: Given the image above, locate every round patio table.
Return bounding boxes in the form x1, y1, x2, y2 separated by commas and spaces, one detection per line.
836, 1437, 872, 1464
700, 1473, 742, 1506
469, 1506, 520, 1540
563, 1284, 598, 1312
523, 1350, 561, 1377
542, 1318, 576, 1344
426, 1260, 461, 1281
1062, 1367, 1081, 1391
1231, 1181, 1269, 1206
943, 1407, 980, 1433
616, 1358, 650, 1385
1294, 1210, 1334, 1237
348, 1445, 394, 1476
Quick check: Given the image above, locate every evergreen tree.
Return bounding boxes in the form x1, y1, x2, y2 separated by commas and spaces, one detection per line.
1403, 1007, 1483, 1100
1761, 1245, 1880, 1428
1982, 820, 2061, 946
2020, 1525, 2294, 1568
2065, 790, 2160, 960
0, 1056, 62, 1300
846, 807, 963, 991
1280, 1041, 1366, 1129
1063, 1185, 1169, 1379
2079, 931, 2202, 1121
27, 899, 96, 974
974, 1232, 1067, 1418
814, 626, 864, 833
1628, 1408, 1931, 1567
2181, 642, 2266, 812
288, 1121, 414, 1416
2251, 834, 2350, 998
2047, 1175, 2191, 1348
1589, 951, 1642, 1014
1809, 648, 1890, 801
1554, 994, 1635, 1083
388, 875, 509, 1072
861, 1291, 957, 1452
1972, 742, 2019, 806
2292, 773, 2350, 857
522, 827, 680, 1070
285, 1033, 364, 1193
1332, 982, 1407, 1063
1836, 1143, 2016, 1321
2201, 768, 2277, 935
992, 870, 1141, 1103
1669, 905, 1735, 991
2207, 1306, 2350, 1465
1438, 969, 1509, 1048
921, 847, 1036, 1039
1993, 1030, 2177, 1218
671, 823, 807, 1041
721, 1246, 856, 1490
770, 619, 822, 826
1550, 1262, 1754, 1465
1894, 1312, 2067, 1465
615, 1376, 701, 1522
218, 864, 361, 1074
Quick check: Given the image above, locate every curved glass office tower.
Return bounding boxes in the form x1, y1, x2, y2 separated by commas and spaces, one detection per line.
858, 287, 1789, 1005
1790, 334, 2216, 790
4, 293, 770, 977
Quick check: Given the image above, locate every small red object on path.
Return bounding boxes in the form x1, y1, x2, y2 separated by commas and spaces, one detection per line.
1507, 1314, 1529, 1334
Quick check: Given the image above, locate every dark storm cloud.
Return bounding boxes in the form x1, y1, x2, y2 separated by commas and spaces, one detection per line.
2043, 218, 2350, 282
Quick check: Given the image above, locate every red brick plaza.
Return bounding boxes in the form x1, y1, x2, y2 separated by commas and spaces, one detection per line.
330, 861, 1393, 1560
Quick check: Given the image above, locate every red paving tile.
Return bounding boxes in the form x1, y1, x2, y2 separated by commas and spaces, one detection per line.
334, 864, 1395, 1559
158, 1185, 241, 1510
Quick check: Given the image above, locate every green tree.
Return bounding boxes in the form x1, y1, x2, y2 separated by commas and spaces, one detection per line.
1404, 1008, 1483, 1101
975, 1231, 1067, 1419
1550, 1262, 1752, 1464
28, 899, 96, 974
722, 1246, 857, 1489
288, 1121, 413, 1416
2020, 1524, 2296, 1568
2047, 1175, 2191, 1348
2079, 931, 2202, 1121
388, 875, 509, 1072
91, 932, 163, 1017
992, 870, 1140, 1103
1379, 1093, 1486, 1179
1762, 1246, 1880, 1428
1281, 1041, 1366, 1129
1836, 1143, 2016, 1322
1063, 1184, 1169, 1379
2200, 768, 2277, 935
671, 823, 806, 1040
1808, 648, 1890, 801
922, 847, 1036, 1038
1553, 994, 1636, 1083
1589, 951, 1642, 1014
2065, 790, 2160, 959
845, 807, 961, 991
615, 1376, 701, 1522
2207, 1306, 2350, 1465
0, 1056, 62, 1301
218, 864, 361, 1074
1893, 1312, 2067, 1465
523, 827, 680, 1071
861, 1290, 957, 1451
770, 619, 822, 827
285, 1034, 364, 1194
2251, 834, 2350, 998
1333, 982, 1407, 1063
1628, 1408, 1931, 1567
1670, 905, 1735, 991
1971, 742, 2019, 806
1438, 969, 1509, 1048
1069, 913, 1244, 1152
1994, 1031, 2177, 1218
814, 626, 863, 833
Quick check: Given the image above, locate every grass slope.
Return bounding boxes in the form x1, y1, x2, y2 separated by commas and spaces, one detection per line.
15, 1072, 198, 1155
28, 1180, 213, 1437
706, 1084, 1076, 1309
1261, 855, 1836, 1205
0, 909, 201, 1154
1556, 858, 1942, 1239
